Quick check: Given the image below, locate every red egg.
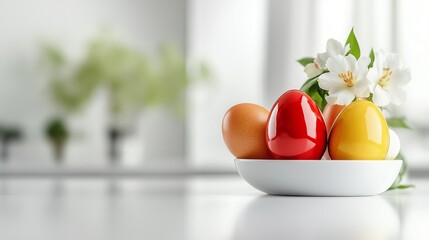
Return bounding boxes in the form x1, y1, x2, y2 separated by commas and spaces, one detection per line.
265, 90, 327, 160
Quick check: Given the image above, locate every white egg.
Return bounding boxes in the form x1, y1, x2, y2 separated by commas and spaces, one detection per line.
386, 128, 400, 160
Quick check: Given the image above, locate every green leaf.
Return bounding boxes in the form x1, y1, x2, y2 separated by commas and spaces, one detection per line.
300, 78, 327, 112
300, 69, 330, 112
318, 88, 328, 111
300, 69, 328, 92
368, 49, 375, 68
388, 151, 414, 191
388, 184, 415, 190
309, 83, 323, 107
396, 151, 405, 161
297, 57, 315, 67
300, 77, 318, 93
367, 93, 374, 102
392, 152, 406, 186
387, 117, 411, 129
345, 28, 360, 59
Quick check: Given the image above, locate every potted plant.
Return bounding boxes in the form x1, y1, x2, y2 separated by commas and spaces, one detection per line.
0, 126, 22, 161
44, 118, 69, 162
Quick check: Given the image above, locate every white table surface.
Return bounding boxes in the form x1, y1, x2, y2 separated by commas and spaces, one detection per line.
0, 175, 427, 240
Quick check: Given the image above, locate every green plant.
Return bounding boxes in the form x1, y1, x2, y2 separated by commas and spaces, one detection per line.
41, 32, 210, 118
44, 118, 69, 161
41, 31, 211, 160
45, 118, 69, 141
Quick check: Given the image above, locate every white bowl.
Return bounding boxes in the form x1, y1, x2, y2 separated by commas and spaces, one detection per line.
235, 159, 402, 196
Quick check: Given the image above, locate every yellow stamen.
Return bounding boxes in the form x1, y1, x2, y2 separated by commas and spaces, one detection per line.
378, 68, 393, 87
338, 71, 354, 87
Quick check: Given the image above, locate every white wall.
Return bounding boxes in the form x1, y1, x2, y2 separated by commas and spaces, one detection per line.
187, 0, 268, 169
0, 0, 187, 166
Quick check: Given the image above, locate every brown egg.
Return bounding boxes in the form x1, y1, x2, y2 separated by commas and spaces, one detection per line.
222, 103, 272, 159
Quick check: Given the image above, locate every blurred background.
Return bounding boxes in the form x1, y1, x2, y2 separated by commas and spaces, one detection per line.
0, 0, 427, 173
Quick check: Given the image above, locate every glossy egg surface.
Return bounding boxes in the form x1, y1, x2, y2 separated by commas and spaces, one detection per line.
329, 100, 390, 160
266, 90, 327, 160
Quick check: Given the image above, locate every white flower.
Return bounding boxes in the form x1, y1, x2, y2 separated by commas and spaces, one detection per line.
368, 51, 411, 106
304, 62, 324, 79
304, 39, 350, 78
318, 55, 371, 105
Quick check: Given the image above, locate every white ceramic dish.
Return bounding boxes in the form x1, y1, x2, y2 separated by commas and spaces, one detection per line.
235, 159, 402, 196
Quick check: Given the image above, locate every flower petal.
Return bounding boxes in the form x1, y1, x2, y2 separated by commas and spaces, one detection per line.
374, 50, 387, 72
315, 52, 328, 69
386, 53, 403, 69
353, 78, 371, 98
325, 55, 347, 74
357, 56, 370, 71
325, 90, 355, 105
326, 39, 345, 56
325, 95, 338, 104
367, 67, 381, 91
372, 85, 390, 106
344, 44, 351, 55
318, 73, 345, 91
391, 68, 411, 85
344, 55, 357, 73
304, 63, 323, 78
387, 85, 406, 105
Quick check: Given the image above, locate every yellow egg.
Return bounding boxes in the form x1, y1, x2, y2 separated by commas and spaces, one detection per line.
329, 100, 390, 160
